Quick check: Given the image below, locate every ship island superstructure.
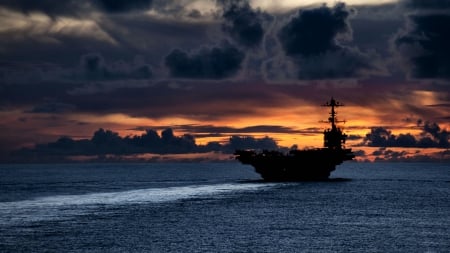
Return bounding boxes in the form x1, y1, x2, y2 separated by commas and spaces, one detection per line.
234, 98, 355, 181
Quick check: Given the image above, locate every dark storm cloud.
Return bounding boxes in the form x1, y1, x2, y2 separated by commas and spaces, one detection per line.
0, 53, 153, 111
79, 53, 153, 81
350, 18, 403, 55
402, 0, 450, 10
94, 0, 153, 13
227, 135, 277, 151
371, 147, 450, 162
2, 78, 295, 121
372, 148, 408, 162
363, 122, 450, 148
66, 80, 255, 118
70, 79, 323, 120
165, 43, 245, 79
394, 0, 450, 79
27, 102, 76, 114
11, 128, 279, 161
293, 49, 374, 79
82, 53, 105, 79
0, 79, 81, 108
395, 15, 450, 79
0, 0, 84, 16
219, 0, 269, 48
13, 128, 195, 158
277, 2, 379, 79
421, 121, 450, 148
278, 3, 352, 58
365, 127, 416, 147
0, 0, 153, 15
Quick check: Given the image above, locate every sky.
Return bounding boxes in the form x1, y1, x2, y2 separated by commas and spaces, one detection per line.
0, 0, 449, 163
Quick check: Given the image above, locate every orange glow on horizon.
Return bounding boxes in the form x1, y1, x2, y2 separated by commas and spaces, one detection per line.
63, 102, 432, 150
353, 147, 449, 162
5, 96, 449, 162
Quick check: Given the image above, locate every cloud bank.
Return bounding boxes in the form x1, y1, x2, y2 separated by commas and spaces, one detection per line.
1, 0, 450, 163
394, 0, 450, 79
363, 121, 450, 148
11, 128, 279, 162
277, 2, 380, 79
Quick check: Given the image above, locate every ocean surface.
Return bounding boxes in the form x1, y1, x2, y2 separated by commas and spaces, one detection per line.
0, 162, 449, 253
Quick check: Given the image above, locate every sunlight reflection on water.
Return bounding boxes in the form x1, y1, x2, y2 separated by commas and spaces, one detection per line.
0, 183, 275, 225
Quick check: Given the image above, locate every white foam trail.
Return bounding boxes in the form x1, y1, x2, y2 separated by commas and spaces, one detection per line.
0, 183, 274, 225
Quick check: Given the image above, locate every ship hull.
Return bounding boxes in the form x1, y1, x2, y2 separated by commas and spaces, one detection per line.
234, 98, 355, 182
234, 148, 355, 181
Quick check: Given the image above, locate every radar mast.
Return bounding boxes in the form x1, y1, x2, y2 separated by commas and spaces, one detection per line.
322, 97, 347, 149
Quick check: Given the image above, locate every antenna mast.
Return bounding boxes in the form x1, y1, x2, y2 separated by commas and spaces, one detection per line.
322, 97, 347, 149
322, 97, 344, 129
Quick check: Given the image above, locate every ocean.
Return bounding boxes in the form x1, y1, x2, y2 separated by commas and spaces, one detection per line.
0, 162, 449, 252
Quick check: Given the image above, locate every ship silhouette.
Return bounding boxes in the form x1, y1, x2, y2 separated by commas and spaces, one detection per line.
234, 98, 355, 181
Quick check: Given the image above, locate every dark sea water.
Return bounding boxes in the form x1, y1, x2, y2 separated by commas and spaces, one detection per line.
0, 162, 449, 253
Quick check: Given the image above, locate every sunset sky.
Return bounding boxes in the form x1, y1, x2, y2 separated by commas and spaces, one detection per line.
0, 0, 449, 162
